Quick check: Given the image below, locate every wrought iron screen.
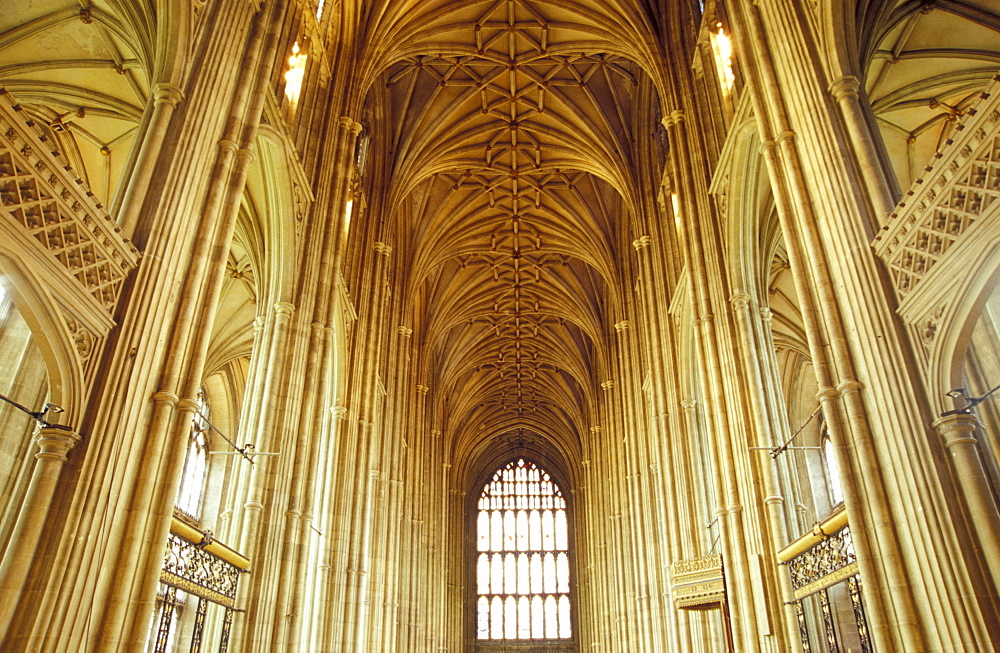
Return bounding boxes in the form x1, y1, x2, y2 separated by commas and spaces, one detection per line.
154, 525, 246, 653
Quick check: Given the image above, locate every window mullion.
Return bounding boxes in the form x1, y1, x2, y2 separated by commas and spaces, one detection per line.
475, 458, 572, 641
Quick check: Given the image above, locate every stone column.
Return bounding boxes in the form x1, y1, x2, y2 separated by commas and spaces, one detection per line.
374, 325, 413, 650
230, 301, 296, 652
664, 106, 764, 652
613, 319, 657, 653
933, 413, 1000, 591
403, 385, 429, 651
730, 292, 800, 651
598, 378, 630, 651
727, 1, 983, 648
0, 425, 80, 639
827, 76, 897, 222
336, 239, 392, 652
679, 397, 723, 651
632, 235, 681, 652
313, 404, 348, 651
117, 83, 185, 235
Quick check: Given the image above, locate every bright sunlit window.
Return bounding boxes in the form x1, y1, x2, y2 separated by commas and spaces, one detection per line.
823, 435, 845, 506
284, 41, 307, 104
710, 22, 735, 95
475, 459, 572, 640
175, 390, 209, 519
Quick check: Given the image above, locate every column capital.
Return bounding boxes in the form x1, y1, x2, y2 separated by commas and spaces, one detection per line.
152, 83, 185, 107
374, 241, 392, 256
932, 412, 981, 448
829, 75, 861, 101
816, 387, 839, 402
34, 425, 81, 462
614, 320, 629, 333
632, 235, 651, 250
176, 397, 200, 413
151, 391, 179, 406
235, 148, 255, 165
416, 384, 430, 394
273, 301, 296, 316
775, 130, 797, 146
836, 380, 864, 396
661, 109, 685, 128
398, 325, 413, 337
729, 291, 753, 311
601, 380, 614, 391
339, 116, 363, 135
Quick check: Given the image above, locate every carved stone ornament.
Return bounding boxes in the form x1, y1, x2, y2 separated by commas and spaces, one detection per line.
0, 91, 140, 315
65, 316, 96, 362
670, 554, 725, 610
874, 78, 1000, 303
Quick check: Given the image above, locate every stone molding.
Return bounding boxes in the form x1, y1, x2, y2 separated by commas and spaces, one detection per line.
874, 76, 1000, 315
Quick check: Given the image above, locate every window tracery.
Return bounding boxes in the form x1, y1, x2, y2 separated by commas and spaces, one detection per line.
175, 390, 209, 521
475, 458, 572, 641
822, 432, 845, 507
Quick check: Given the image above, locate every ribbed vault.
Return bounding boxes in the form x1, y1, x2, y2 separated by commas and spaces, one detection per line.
361, 0, 663, 466
0, 1, 154, 206
863, 0, 1000, 187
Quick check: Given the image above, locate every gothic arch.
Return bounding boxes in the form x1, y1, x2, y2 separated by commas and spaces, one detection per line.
0, 253, 86, 423
464, 452, 580, 648
926, 242, 1000, 414
714, 117, 773, 303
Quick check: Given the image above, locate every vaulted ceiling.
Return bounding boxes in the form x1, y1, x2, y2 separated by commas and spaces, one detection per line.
357, 0, 667, 465
0, 0, 154, 208
3, 0, 996, 473
863, 0, 1000, 188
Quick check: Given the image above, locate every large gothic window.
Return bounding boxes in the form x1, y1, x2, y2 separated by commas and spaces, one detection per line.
475, 459, 572, 641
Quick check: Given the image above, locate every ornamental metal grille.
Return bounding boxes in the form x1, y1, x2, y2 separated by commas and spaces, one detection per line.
475, 459, 572, 641
787, 525, 858, 597
160, 532, 241, 608
786, 523, 872, 653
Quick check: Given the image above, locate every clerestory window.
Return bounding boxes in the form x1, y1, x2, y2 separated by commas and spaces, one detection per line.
175, 390, 209, 520
823, 433, 845, 506
710, 20, 736, 96
474, 458, 572, 641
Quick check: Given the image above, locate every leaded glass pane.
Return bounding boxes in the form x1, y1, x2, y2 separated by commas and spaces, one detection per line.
475, 459, 572, 640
